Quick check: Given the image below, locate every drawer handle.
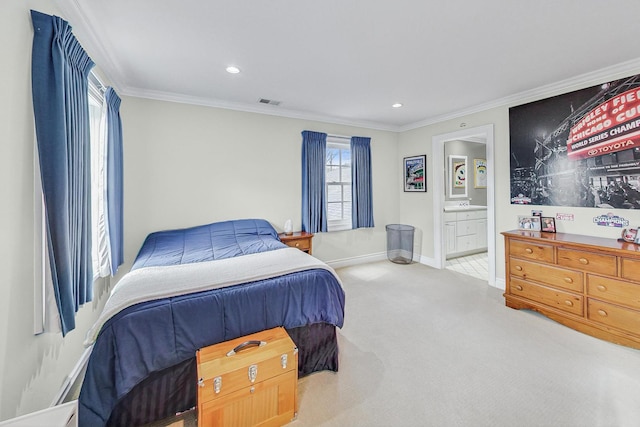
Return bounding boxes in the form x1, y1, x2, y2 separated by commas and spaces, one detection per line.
579, 257, 589, 265
597, 309, 608, 317
563, 277, 573, 283
525, 248, 533, 254
514, 265, 523, 271
596, 285, 607, 292
514, 285, 523, 291
295, 242, 300, 247
564, 300, 574, 307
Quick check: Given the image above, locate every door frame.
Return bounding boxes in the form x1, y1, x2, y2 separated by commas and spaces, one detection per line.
432, 124, 496, 287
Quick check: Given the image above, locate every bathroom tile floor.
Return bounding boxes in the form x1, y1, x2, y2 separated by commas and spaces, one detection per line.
445, 252, 489, 281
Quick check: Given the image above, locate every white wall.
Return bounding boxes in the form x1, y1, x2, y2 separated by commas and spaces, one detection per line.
399, 67, 640, 283
119, 97, 400, 275
0, 0, 111, 421
0, 2, 399, 417
5, 0, 640, 421
399, 108, 507, 276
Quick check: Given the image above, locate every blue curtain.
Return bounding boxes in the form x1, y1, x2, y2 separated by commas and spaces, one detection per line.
351, 136, 374, 228
31, 10, 94, 335
105, 88, 124, 275
301, 131, 328, 233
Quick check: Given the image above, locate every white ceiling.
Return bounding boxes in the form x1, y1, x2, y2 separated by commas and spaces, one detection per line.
58, 0, 640, 131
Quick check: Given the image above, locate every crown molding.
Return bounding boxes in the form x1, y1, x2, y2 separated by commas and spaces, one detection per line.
121, 56, 640, 134
50, 2, 640, 134
55, 0, 127, 92
122, 87, 401, 132
398, 57, 640, 132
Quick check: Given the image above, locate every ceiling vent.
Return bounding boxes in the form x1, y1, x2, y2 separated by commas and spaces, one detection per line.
258, 98, 281, 106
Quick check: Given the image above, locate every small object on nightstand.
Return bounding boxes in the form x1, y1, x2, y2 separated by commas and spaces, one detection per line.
279, 231, 313, 255
283, 219, 293, 235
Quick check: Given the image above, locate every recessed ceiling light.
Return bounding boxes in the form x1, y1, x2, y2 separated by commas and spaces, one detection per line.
226, 66, 241, 74
392, 103, 403, 108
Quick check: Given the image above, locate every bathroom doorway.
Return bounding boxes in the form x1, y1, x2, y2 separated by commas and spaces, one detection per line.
432, 124, 496, 287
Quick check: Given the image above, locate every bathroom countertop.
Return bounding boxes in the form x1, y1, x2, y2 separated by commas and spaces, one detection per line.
443, 205, 487, 212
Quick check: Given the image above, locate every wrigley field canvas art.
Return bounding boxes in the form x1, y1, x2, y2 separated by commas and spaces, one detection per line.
509, 73, 640, 209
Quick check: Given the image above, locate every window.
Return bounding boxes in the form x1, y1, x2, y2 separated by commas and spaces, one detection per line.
301, 131, 372, 233
326, 138, 352, 231
88, 74, 111, 280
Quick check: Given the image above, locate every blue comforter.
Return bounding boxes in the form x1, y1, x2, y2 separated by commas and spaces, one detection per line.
132, 218, 287, 269
78, 219, 345, 427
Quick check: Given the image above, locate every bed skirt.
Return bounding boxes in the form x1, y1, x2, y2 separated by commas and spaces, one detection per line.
106, 322, 338, 427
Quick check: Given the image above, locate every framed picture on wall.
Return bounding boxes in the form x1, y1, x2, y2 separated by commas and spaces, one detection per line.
474, 158, 487, 188
508, 73, 640, 209
404, 155, 426, 192
448, 155, 468, 198
453, 161, 466, 188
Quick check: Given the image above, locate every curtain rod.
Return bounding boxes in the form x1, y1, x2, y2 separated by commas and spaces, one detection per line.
327, 134, 351, 140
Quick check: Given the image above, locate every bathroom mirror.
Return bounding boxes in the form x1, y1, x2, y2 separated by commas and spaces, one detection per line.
448, 155, 468, 198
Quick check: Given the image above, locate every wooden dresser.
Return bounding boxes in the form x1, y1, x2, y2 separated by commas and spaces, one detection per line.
503, 230, 640, 350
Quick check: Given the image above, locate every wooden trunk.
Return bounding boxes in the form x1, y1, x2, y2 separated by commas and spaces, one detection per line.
196, 327, 298, 427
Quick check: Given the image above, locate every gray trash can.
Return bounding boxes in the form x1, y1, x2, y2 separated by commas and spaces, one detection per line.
386, 224, 415, 264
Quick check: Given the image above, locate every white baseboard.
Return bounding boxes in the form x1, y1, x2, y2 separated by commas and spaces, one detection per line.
417, 254, 506, 291
52, 346, 93, 406
326, 252, 439, 269
326, 252, 387, 269
416, 254, 438, 268
0, 401, 77, 427
328, 253, 508, 292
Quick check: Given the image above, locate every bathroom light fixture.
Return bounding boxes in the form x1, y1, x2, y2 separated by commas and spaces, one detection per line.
226, 66, 241, 74
392, 103, 403, 108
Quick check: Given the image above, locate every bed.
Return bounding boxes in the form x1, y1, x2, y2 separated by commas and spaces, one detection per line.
78, 219, 345, 427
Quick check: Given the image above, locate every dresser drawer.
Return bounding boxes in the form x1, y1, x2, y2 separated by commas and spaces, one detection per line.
510, 278, 583, 316
509, 239, 554, 263
284, 238, 310, 251
557, 248, 616, 276
509, 258, 583, 293
621, 258, 640, 281
588, 299, 640, 335
587, 274, 640, 310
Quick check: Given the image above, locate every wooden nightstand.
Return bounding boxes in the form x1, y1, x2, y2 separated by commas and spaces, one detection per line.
279, 231, 313, 255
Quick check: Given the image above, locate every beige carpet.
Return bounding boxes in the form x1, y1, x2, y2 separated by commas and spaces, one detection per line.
151, 260, 640, 427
